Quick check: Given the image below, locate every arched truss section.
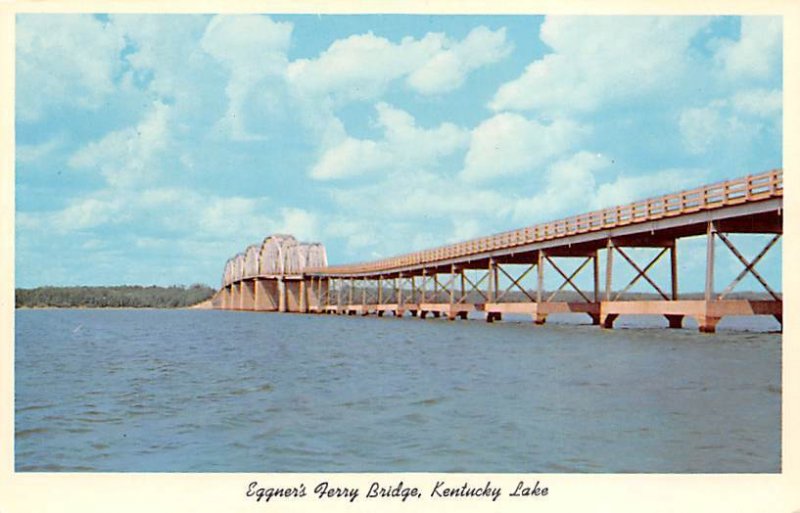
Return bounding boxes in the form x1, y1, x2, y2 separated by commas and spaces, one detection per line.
221, 234, 328, 285
306, 243, 328, 269
283, 240, 307, 275
223, 258, 234, 287
283, 242, 328, 273
243, 245, 261, 278
285, 243, 309, 275
233, 253, 246, 282
259, 234, 297, 275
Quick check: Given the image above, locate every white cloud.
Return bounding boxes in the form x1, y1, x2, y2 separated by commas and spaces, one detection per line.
732, 88, 782, 118
461, 113, 587, 182
17, 14, 125, 122
274, 207, 319, 241
447, 218, 483, 243
287, 31, 437, 102
311, 138, 389, 180
202, 15, 292, 74
68, 102, 172, 187
323, 218, 381, 252
311, 102, 469, 180
56, 197, 127, 231
16, 194, 128, 233
16, 135, 63, 165
490, 16, 711, 114
513, 152, 611, 222
714, 17, 781, 80
201, 15, 293, 140
287, 26, 510, 103
329, 169, 508, 220
679, 106, 726, 155
512, 153, 706, 224
678, 91, 778, 156
118, 15, 229, 96
594, 168, 706, 209
407, 26, 512, 95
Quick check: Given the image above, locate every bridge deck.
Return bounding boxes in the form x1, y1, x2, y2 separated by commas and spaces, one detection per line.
215, 170, 783, 333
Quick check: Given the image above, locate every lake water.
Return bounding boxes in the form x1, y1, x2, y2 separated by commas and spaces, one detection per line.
15, 309, 781, 472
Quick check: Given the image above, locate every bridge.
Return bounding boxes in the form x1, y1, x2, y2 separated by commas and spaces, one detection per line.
212, 169, 783, 333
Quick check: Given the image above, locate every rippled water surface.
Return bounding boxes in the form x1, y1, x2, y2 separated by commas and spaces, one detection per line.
15, 309, 781, 472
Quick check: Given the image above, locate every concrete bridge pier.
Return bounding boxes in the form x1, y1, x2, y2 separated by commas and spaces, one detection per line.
225, 286, 234, 309
229, 283, 241, 310
307, 277, 324, 312
299, 279, 308, 313
285, 279, 305, 313
240, 280, 256, 310
665, 314, 684, 329
696, 315, 721, 333
278, 278, 287, 312
254, 278, 280, 311
600, 313, 619, 329
217, 286, 230, 309
486, 312, 502, 323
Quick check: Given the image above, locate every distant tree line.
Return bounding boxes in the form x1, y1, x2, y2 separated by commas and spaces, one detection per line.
15, 284, 216, 309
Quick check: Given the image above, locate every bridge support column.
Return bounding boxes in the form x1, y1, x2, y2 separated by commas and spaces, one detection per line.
284, 280, 302, 313
255, 278, 278, 311
486, 259, 497, 323
705, 221, 715, 302
322, 278, 331, 312
234, 283, 241, 310
396, 274, 404, 317
696, 315, 721, 333
235, 282, 244, 310
348, 277, 354, 314
242, 280, 256, 310
605, 240, 614, 302
220, 286, 229, 309
600, 313, 618, 329
447, 266, 456, 320
336, 278, 342, 313
229, 284, 238, 310
535, 251, 546, 325
306, 277, 315, 311
299, 279, 308, 313
665, 314, 684, 329
410, 276, 418, 317
278, 278, 287, 312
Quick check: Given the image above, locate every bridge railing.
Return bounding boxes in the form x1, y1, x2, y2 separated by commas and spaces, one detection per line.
301, 169, 783, 276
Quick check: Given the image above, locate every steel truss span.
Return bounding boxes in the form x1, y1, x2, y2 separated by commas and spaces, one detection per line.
215, 169, 783, 333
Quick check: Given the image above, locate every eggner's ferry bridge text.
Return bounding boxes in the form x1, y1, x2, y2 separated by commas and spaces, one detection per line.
212, 169, 783, 333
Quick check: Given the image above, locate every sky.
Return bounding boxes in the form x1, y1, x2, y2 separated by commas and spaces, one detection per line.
15, 14, 783, 292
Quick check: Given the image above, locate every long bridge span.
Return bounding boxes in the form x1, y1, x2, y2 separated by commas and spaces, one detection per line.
212, 169, 783, 333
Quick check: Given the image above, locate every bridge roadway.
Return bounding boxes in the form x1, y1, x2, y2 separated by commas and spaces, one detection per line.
213, 169, 783, 333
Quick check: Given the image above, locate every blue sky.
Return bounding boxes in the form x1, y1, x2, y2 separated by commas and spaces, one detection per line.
15, 14, 782, 291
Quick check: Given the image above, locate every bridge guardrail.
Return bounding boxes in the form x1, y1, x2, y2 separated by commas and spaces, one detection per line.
304, 169, 781, 277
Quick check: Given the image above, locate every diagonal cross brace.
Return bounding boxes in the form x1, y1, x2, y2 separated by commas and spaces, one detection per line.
458, 270, 489, 303
433, 273, 455, 302
362, 279, 379, 304
717, 233, 781, 301
613, 246, 670, 301
546, 256, 592, 303
398, 276, 416, 305
410, 278, 425, 302
496, 263, 536, 303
